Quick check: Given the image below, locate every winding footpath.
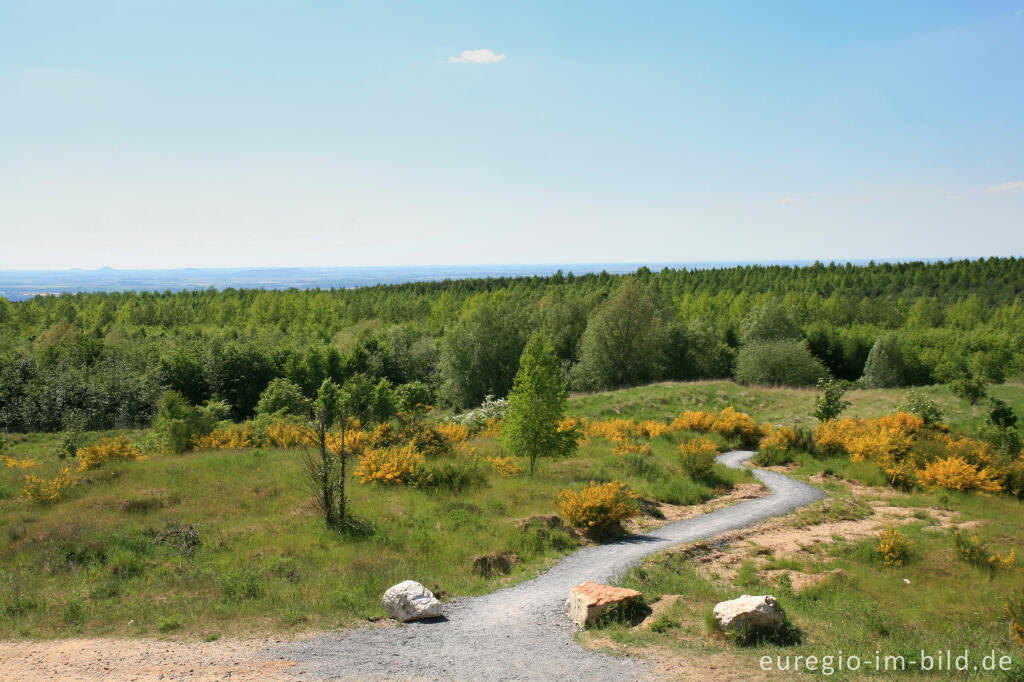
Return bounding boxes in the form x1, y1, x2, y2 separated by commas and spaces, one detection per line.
267, 451, 825, 681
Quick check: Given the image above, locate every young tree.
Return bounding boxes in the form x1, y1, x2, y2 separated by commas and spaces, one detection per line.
303, 377, 396, 530
813, 378, 851, 422
501, 334, 577, 474
861, 334, 906, 388
306, 379, 342, 528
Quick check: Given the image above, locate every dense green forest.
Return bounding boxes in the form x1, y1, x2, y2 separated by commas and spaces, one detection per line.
1, 258, 1022, 433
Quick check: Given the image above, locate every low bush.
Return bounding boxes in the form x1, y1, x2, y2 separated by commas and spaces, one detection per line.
417, 460, 488, 494
21, 467, 75, 504
557, 480, 640, 533
406, 423, 454, 459
678, 436, 719, 480
953, 530, 1016, 574
76, 436, 141, 472
354, 445, 424, 486
874, 527, 913, 567
920, 456, 1002, 493
486, 456, 524, 478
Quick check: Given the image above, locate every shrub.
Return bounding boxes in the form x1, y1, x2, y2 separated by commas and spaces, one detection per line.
949, 375, 987, 405
813, 377, 851, 422
21, 467, 75, 504
76, 436, 141, 472
407, 423, 454, 458
678, 437, 719, 480
394, 381, 434, 413
450, 395, 510, 431
920, 456, 1002, 493
418, 460, 488, 494
152, 391, 231, 453
672, 411, 717, 432
487, 456, 524, 478
874, 527, 912, 566
953, 530, 1016, 574
2, 455, 36, 470
254, 377, 310, 416
194, 422, 257, 449
987, 398, 1018, 429
760, 427, 799, 452
861, 334, 906, 388
557, 481, 640, 532
612, 440, 651, 456
734, 340, 828, 387
435, 421, 470, 444
354, 445, 424, 486
897, 391, 943, 425
55, 429, 85, 460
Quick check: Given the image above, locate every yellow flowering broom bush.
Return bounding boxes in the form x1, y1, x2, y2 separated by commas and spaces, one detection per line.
487, 455, 524, 478
355, 444, 424, 486
874, 527, 913, 567
21, 467, 75, 504
920, 456, 1002, 493
678, 436, 720, 480
557, 480, 639, 532
76, 436, 142, 472
194, 422, 257, 449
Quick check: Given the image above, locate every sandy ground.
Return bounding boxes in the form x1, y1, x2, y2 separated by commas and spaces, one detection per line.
0, 636, 300, 681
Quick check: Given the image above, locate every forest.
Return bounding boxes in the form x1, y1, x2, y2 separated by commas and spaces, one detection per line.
1, 257, 1022, 433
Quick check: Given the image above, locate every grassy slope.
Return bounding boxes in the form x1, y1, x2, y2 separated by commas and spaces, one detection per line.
0, 422, 749, 639
572, 382, 1024, 679
571, 380, 1024, 432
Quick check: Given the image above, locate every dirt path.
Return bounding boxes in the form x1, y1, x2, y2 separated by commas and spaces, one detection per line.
3, 451, 823, 681
266, 451, 824, 681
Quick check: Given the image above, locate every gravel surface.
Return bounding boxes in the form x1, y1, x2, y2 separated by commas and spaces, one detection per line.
267, 451, 825, 681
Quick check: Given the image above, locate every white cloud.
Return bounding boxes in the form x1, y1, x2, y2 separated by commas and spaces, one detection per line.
448, 49, 506, 64
987, 181, 1024, 194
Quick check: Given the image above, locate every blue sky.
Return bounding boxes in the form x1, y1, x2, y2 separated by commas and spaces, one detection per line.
1, 1, 1022, 269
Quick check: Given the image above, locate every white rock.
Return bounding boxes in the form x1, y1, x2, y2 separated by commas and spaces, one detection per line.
382, 580, 443, 622
713, 594, 782, 632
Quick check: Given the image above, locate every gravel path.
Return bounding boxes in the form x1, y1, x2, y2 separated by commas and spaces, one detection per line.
267, 451, 825, 681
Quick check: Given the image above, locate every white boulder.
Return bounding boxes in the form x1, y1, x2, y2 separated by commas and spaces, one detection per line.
713, 594, 782, 632
382, 580, 444, 622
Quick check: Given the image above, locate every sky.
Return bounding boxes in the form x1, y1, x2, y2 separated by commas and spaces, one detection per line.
1, 1, 1023, 270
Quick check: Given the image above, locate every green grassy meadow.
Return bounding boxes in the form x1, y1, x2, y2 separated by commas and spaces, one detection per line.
1, 379, 1021, 647
0, 412, 749, 639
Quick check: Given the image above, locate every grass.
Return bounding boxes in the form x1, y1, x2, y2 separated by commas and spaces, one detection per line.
2, 378, 1021, 645
0, 414, 751, 638
581, 464, 1024, 680
570, 379, 1024, 432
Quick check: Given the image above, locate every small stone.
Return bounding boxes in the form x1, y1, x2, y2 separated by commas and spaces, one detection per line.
564, 581, 642, 626
712, 594, 782, 632
382, 580, 444, 622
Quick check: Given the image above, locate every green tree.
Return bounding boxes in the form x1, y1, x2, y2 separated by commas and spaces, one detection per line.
255, 377, 310, 416
734, 340, 827, 387
739, 300, 802, 345
437, 297, 528, 408
861, 334, 906, 388
571, 278, 667, 390
813, 378, 851, 422
500, 334, 577, 474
